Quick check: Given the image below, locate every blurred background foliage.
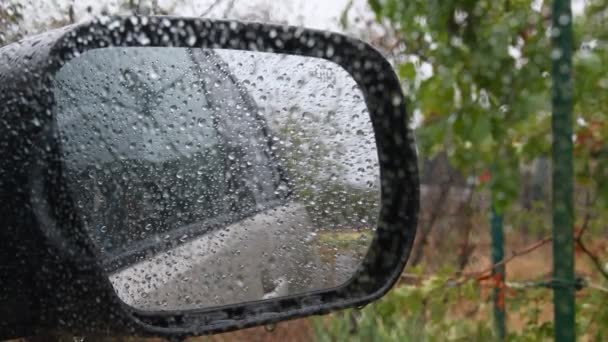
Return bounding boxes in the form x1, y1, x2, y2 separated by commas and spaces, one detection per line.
315, 0, 608, 340
2, 0, 608, 340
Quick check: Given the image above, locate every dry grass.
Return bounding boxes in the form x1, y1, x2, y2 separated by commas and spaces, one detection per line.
187, 318, 314, 342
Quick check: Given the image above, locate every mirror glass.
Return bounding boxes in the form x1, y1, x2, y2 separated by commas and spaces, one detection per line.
52, 47, 380, 311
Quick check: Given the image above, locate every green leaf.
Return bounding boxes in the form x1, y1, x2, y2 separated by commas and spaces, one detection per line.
399, 62, 417, 80
368, 0, 382, 15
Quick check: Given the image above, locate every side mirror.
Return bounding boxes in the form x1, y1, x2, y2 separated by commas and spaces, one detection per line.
0, 16, 419, 339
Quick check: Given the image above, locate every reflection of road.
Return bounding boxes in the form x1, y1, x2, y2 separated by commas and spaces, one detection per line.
109, 202, 362, 311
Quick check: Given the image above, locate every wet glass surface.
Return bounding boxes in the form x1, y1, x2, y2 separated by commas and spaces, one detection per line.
53, 47, 380, 311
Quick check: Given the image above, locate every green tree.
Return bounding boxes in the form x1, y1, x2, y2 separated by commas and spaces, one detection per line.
312, 0, 608, 339
363, 0, 608, 213
366, 0, 557, 211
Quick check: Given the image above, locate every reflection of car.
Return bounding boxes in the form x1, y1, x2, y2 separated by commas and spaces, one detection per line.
54, 47, 291, 272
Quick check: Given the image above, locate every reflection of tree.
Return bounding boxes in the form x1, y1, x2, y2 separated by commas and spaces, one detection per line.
116, 67, 190, 156
275, 111, 379, 230
224, 51, 380, 230
54, 57, 192, 161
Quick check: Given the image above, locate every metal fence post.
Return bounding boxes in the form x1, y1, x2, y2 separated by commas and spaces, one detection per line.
491, 205, 506, 340
551, 0, 575, 341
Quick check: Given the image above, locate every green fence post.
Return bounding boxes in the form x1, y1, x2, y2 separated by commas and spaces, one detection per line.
551, 0, 575, 341
491, 205, 506, 341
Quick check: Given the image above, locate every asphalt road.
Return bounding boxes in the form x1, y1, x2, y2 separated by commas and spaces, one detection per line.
109, 202, 363, 311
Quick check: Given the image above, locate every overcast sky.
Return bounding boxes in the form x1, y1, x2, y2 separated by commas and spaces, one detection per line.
20, 0, 371, 33
20, 0, 587, 38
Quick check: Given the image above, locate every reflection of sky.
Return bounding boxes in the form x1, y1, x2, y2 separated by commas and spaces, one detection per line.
52, 46, 379, 188
53, 47, 218, 168
215, 49, 380, 189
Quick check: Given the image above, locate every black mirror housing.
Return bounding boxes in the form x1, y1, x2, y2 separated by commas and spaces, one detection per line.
0, 16, 419, 339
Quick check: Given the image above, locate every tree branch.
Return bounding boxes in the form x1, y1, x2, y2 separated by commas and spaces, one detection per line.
456, 185, 477, 274
200, 0, 224, 17
574, 192, 608, 280
222, 0, 236, 17
576, 190, 593, 239
461, 235, 553, 281
410, 172, 454, 266
577, 239, 608, 281
401, 234, 554, 286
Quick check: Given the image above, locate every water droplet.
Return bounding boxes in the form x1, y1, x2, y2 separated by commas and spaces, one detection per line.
392, 95, 402, 106
137, 33, 151, 45
186, 35, 197, 46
